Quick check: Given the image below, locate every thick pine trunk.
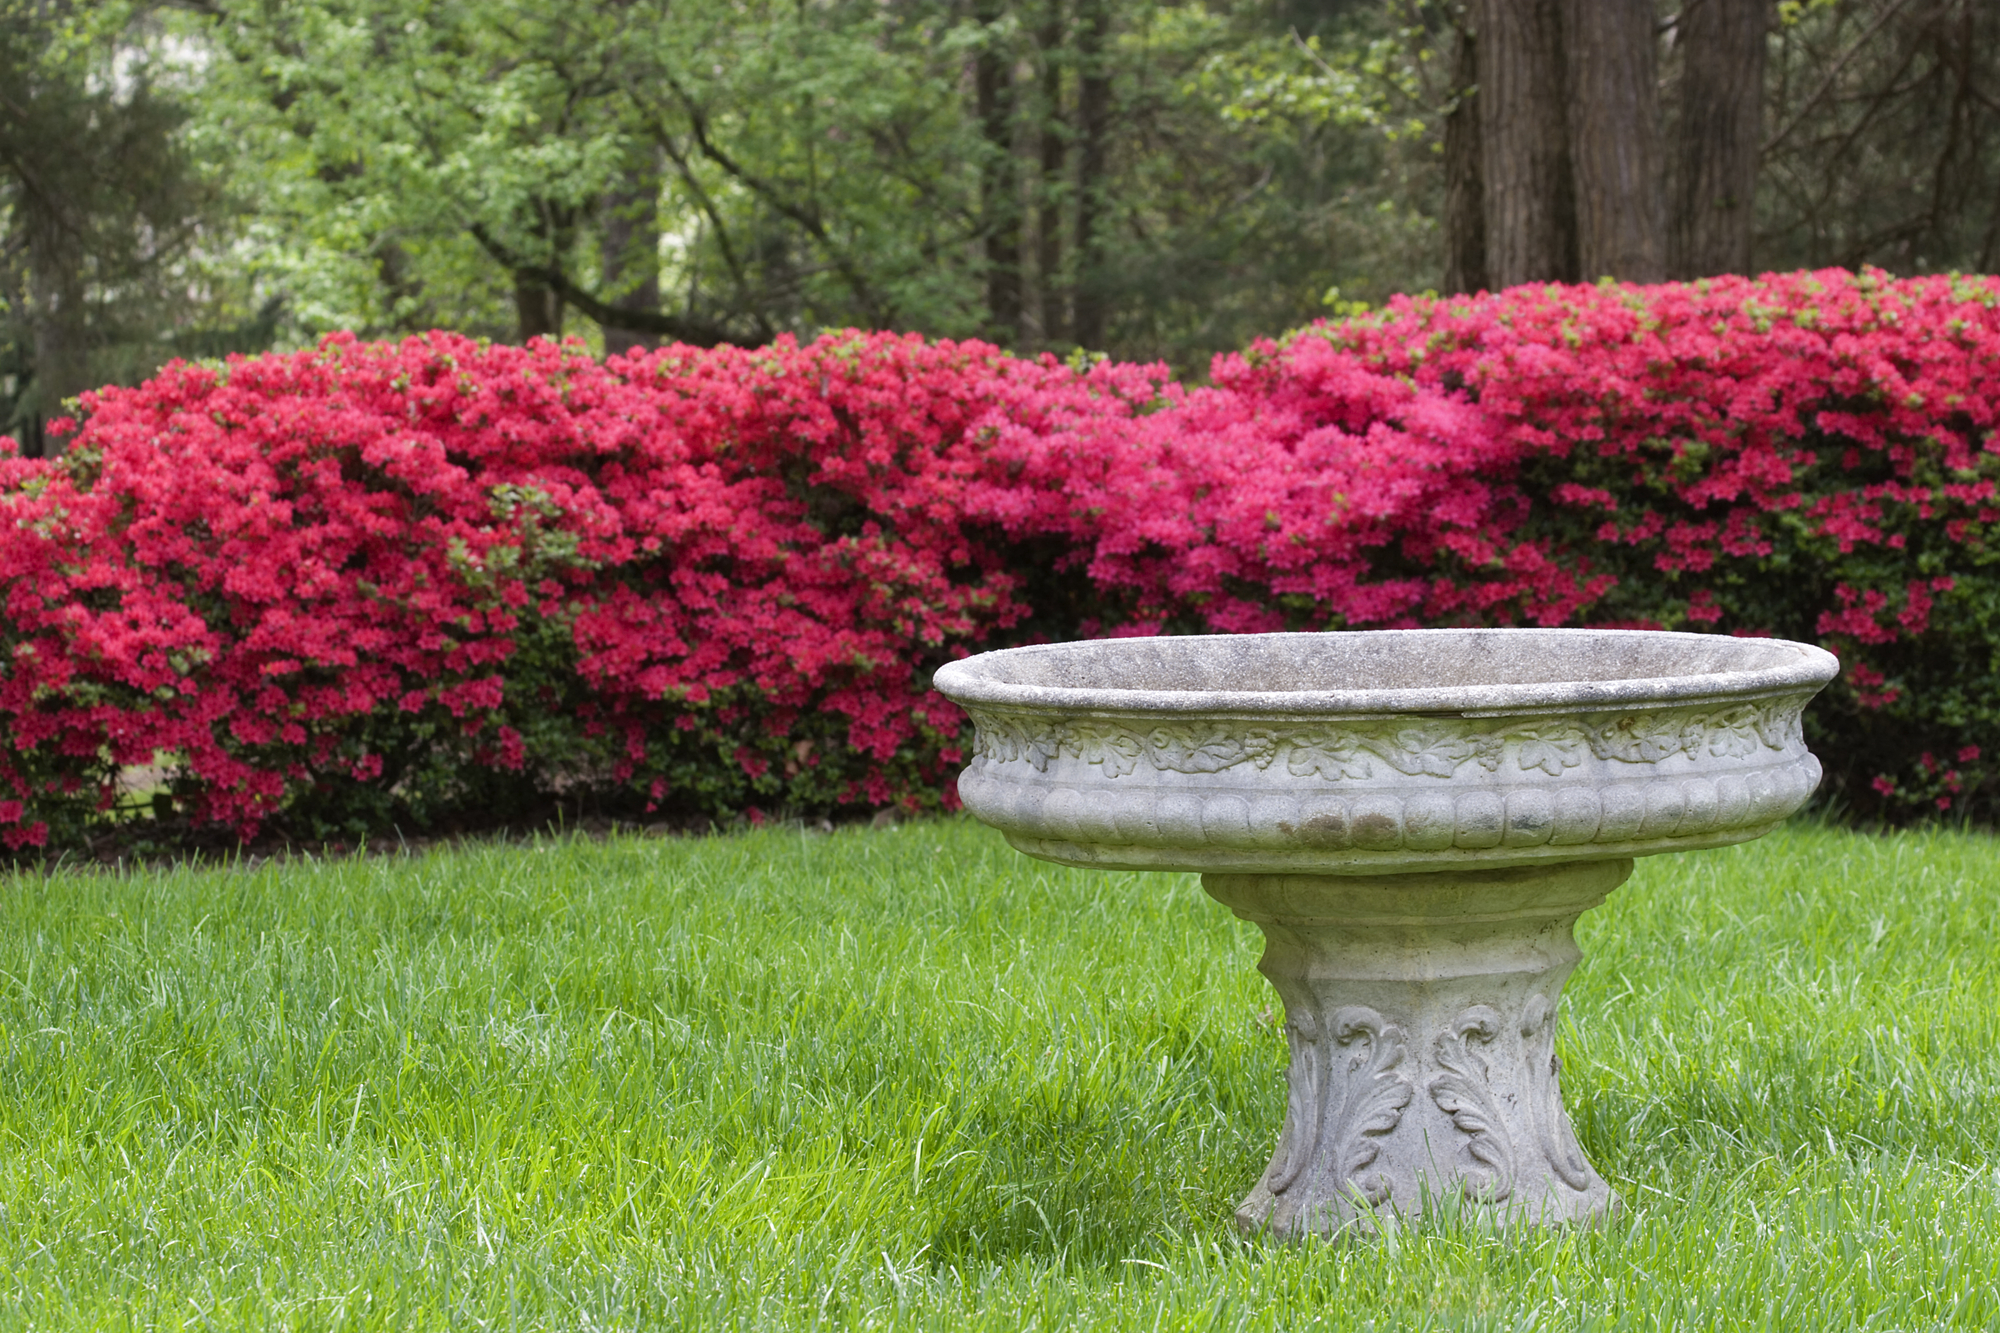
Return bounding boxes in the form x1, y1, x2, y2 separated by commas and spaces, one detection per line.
1563, 0, 1664, 281
1474, 0, 1576, 286
975, 0, 1023, 344
1071, 0, 1111, 349
1670, 0, 1767, 277
1442, 26, 1488, 295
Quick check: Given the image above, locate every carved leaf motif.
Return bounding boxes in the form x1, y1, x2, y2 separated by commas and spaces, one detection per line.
1518, 994, 1591, 1191
1364, 725, 1504, 778
1582, 713, 1701, 764
1750, 698, 1804, 751
1329, 1006, 1413, 1206
1703, 706, 1764, 759
1146, 725, 1249, 774
1019, 720, 1064, 771
1267, 1004, 1412, 1210
1287, 731, 1373, 780
1429, 1005, 1516, 1203
1065, 723, 1144, 776
968, 710, 1062, 770
965, 698, 1803, 788
1514, 726, 1588, 777
1267, 1007, 1323, 1196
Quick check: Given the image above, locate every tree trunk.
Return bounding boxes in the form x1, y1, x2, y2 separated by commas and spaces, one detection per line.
601, 146, 664, 357
1670, 0, 1768, 278
512, 202, 568, 342
24, 206, 91, 453
514, 270, 564, 342
1443, 26, 1488, 295
370, 235, 427, 331
975, 0, 1023, 345
1563, 0, 1664, 281
1071, 0, 1111, 349
1032, 0, 1067, 348
1474, 0, 1575, 286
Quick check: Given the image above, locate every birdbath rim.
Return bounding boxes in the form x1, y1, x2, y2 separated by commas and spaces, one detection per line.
933, 627, 1838, 719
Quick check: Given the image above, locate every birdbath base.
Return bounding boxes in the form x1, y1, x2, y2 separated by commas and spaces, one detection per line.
1203, 859, 1630, 1237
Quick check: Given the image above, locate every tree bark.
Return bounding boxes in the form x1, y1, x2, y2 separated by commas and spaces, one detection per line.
511, 201, 570, 342
514, 270, 564, 342
471, 223, 741, 346
23, 205, 91, 450
1563, 0, 1664, 281
1443, 26, 1489, 294
1071, 0, 1111, 349
1031, 0, 1067, 348
1670, 0, 1768, 278
975, 0, 1024, 345
600, 145, 664, 356
1474, 0, 1576, 286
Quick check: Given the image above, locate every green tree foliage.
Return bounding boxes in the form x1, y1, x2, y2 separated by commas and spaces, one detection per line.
0, 0, 256, 454
4, 1, 1997, 419
1756, 0, 2000, 272
187, 0, 1436, 371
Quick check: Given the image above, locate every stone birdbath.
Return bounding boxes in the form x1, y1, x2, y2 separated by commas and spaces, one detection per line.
933, 628, 1836, 1237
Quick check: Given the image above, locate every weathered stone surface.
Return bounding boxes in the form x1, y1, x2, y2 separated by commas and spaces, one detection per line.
935, 629, 1835, 875
1205, 862, 1625, 1235
933, 628, 1837, 1237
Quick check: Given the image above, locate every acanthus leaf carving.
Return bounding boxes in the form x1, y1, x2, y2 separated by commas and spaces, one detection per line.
1330, 1006, 1414, 1205
1266, 1007, 1324, 1197
1268, 1004, 1412, 1212
1429, 1005, 1516, 1203
1518, 994, 1592, 1192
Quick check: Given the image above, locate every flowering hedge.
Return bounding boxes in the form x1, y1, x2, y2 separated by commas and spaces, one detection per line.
1, 267, 1996, 848
1307, 269, 2000, 819
0, 332, 1167, 846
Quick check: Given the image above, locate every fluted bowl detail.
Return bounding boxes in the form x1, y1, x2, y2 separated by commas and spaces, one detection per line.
933, 629, 1839, 874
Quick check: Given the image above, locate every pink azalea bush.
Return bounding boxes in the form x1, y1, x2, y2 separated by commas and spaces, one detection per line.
0, 332, 1164, 845
1311, 268, 2000, 819
0, 268, 1995, 849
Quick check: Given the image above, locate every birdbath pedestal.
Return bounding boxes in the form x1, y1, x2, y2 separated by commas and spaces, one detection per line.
934, 629, 1836, 1237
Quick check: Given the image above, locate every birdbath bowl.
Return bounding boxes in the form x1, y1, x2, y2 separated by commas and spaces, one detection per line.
934, 629, 1836, 1237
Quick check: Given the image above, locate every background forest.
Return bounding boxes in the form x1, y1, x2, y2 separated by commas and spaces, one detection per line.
2, 0, 1996, 456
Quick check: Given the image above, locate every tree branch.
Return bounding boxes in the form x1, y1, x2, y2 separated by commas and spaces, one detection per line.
1763, 0, 1917, 155
468, 223, 750, 347
623, 70, 891, 325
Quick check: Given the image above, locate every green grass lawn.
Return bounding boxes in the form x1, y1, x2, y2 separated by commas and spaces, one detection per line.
2, 818, 1997, 1330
